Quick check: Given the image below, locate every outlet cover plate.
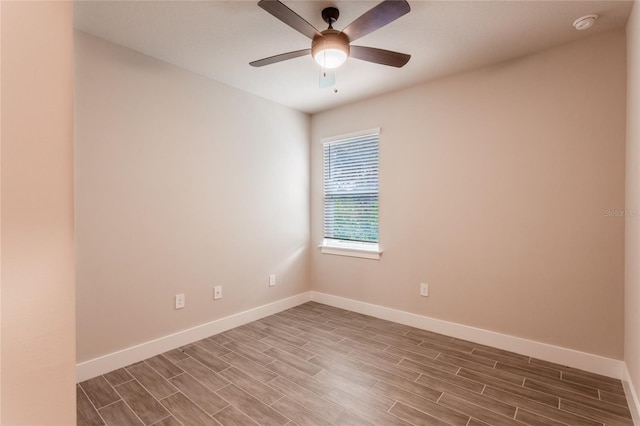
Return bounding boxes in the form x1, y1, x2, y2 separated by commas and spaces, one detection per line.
420, 283, 429, 297
175, 293, 185, 309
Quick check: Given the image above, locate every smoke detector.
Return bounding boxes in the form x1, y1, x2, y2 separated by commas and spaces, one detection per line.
573, 14, 598, 31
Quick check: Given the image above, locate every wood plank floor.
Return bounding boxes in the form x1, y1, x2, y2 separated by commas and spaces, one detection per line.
77, 302, 633, 426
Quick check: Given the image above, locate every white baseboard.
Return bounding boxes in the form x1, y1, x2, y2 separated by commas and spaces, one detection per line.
76, 292, 311, 382
310, 291, 624, 380
77, 289, 625, 387
623, 365, 640, 425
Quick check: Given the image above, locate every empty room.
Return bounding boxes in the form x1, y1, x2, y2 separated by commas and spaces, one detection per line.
1, 0, 640, 425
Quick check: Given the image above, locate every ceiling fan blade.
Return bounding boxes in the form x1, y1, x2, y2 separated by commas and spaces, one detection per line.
341, 0, 410, 42
258, 0, 321, 40
350, 46, 411, 68
250, 49, 311, 67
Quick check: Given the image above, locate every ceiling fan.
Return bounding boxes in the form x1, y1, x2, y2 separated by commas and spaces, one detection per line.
250, 0, 412, 72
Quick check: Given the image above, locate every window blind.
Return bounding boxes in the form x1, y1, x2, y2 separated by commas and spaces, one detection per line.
323, 132, 379, 244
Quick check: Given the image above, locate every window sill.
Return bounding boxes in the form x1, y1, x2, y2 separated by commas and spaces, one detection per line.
318, 241, 382, 260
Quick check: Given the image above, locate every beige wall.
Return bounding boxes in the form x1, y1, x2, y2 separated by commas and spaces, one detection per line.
311, 30, 626, 359
1, 2, 76, 424
74, 32, 310, 362
1, 3, 3, 420
626, 0, 640, 398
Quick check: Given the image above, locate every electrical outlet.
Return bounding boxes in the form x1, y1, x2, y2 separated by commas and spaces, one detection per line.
269, 274, 276, 287
420, 283, 429, 297
214, 286, 222, 300
175, 293, 185, 309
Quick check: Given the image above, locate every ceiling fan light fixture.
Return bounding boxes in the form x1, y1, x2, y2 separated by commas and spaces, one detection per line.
312, 30, 350, 69
314, 48, 348, 68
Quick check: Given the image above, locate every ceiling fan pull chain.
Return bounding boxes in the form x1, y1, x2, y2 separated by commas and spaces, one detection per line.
322, 39, 327, 69
319, 67, 336, 89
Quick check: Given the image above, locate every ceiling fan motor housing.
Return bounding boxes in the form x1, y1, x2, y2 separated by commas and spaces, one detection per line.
311, 30, 350, 68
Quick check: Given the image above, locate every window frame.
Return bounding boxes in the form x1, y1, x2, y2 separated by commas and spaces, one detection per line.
319, 128, 382, 260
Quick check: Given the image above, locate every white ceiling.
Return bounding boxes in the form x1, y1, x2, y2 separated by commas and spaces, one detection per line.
74, 0, 633, 114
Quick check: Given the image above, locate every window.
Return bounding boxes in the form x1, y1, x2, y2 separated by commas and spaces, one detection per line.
320, 128, 381, 260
